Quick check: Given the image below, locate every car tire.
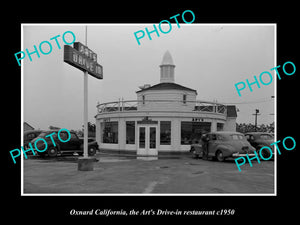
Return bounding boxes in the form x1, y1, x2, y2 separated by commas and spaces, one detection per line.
88, 146, 96, 156
216, 150, 225, 162
260, 148, 271, 159
48, 147, 58, 157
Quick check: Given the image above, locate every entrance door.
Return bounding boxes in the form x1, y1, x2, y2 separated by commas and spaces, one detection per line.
137, 125, 158, 156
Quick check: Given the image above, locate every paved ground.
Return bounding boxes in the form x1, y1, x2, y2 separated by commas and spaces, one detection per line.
23, 153, 275, 194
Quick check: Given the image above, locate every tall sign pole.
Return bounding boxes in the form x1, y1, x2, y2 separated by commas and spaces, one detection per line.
83, 26, 88, 158
63, 26, 103, 171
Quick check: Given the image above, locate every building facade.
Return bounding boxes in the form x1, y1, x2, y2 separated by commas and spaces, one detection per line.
95, 51, 237, 156
24, 122, 34, 131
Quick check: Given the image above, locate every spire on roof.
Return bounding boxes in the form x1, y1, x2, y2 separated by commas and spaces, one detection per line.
161, 50, 174, 65
160, 51, 175, 83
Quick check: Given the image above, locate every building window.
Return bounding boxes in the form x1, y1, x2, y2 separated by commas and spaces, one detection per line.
126, 121, 135, 144
160, 121, 171, 145
183, 94, 187, 104
217, 123, 224, 131
102, 121, 118, 144
142, 95, 145, 104
181, 121, 211, 145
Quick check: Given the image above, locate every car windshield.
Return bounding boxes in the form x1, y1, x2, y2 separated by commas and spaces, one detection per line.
231, 134, 245, 140
260, 134, 273, 140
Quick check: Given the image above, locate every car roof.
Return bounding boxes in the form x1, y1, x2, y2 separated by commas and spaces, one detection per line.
24, 130, 43, 134
35, 129, 75, 135
43, 129, 74, 132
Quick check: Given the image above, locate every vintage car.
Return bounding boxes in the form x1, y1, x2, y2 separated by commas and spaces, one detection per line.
31, 130, 98, 157
190, 141, 203, 158
190, 131, 256, 162
24, 130, 43, 149
245, 132, 274, 159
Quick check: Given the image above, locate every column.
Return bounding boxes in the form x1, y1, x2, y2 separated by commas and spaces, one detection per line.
118, 118, 126, 150
211, 120, 217, 132
171, 119, 181, 151
95, 119, 101, 146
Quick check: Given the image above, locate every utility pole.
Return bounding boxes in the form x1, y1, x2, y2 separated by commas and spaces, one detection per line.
252, 109, 261, 131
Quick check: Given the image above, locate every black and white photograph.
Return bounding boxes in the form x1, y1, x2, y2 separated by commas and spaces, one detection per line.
4, 5, 298, 223
21, 24, 275, 195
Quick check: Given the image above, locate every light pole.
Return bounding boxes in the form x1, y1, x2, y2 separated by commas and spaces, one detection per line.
252, 109, 260, 131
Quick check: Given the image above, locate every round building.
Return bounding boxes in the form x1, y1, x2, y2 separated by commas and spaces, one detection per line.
95, 51, 237, 156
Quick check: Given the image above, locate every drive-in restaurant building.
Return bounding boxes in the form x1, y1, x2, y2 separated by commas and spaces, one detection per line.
95, 51, 237, 156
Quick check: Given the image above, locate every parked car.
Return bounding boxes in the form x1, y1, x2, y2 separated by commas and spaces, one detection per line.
78, 137, 97, 143
191, 131, 256, 162
24, 130, 43, 149
190, 142, 203, 158
245, 132, 274, 159
31, 130, 98, 157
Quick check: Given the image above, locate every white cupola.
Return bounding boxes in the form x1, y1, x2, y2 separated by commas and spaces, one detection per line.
160, 50, 175, 83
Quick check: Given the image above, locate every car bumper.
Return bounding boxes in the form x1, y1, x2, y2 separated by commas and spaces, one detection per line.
232, 153, 256, 158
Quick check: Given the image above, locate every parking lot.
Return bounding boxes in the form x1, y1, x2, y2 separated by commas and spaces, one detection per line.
23, 152, 275, 194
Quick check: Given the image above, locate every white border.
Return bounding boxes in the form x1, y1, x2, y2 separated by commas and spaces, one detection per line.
21, 23, 277, 196
21, 23, 24, 195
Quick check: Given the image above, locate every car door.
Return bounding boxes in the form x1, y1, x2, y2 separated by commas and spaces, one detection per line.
247, 134, 257, 149
57, 131, 71, 150
66, 132, 81, 150
71, 132, 82, 150
207, 134, 218, 156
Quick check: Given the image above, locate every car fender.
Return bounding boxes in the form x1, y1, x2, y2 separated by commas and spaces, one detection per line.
79, 141, 98, 149
34, 140, 60, 152
256, 144, 273, 153
88, 141, 98, 149
215, 145, 233, 157
48, 141, 61, 151
256, 144, 264, 151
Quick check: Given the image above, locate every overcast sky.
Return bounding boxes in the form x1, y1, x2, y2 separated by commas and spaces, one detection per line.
23, 24, 275, 131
